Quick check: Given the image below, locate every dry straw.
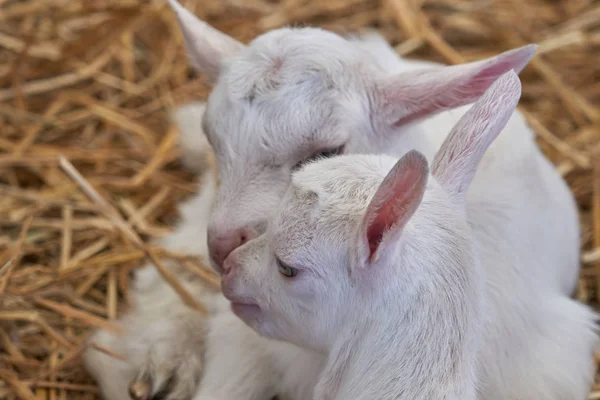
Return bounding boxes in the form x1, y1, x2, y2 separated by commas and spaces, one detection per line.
0, 0, 599, 398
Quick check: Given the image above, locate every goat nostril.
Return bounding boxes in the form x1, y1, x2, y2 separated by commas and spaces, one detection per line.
209, 228, 256, 267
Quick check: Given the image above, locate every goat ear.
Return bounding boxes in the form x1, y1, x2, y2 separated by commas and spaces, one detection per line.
358, 151, 428, 265
432, 70, 521, 200
168, 0, 245, 84
375, 45, 535, 128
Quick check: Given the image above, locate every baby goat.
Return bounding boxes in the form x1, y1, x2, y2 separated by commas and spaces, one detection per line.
221, 71, 598, 400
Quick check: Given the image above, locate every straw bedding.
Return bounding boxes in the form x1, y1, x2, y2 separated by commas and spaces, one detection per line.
0, 0, 599, 398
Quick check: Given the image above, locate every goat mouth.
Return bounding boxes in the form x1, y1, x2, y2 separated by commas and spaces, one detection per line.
230, 302, 261, 320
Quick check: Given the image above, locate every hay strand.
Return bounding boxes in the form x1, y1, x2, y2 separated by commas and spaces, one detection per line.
58, 156, 207, 314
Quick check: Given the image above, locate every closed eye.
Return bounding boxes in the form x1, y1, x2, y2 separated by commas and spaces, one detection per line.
276, 257, 298, 278
293, 144, 345, 170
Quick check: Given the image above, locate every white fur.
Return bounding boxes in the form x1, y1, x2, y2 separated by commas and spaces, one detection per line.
222, 72, 598, 399
174, 101, 212, 174
85, 3, 586, 399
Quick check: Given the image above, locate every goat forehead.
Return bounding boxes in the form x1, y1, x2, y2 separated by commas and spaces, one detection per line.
209, 30, 374, 156
294, 155, 396, 195
276, 156, 394, 241
272, 193, 359, 272
246, 27, 360, 77
250, 27, 352, 51
223, 29, 364, 104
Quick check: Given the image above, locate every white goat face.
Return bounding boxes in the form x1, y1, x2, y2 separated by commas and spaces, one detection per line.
219, 155, 392, 350
168, 0, 536, 272
219, 154, 467, 352
202, 28, 379, 270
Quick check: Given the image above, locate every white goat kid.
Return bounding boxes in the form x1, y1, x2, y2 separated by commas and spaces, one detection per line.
222, 71, 598, 400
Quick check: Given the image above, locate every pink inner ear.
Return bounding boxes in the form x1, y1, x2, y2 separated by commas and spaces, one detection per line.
394, 64, 512, 128
393, 46, 534, 128
431, 70, 521, 197
367, 207, 396, 260
365, 155, 427, 261
465, 59, 516, 94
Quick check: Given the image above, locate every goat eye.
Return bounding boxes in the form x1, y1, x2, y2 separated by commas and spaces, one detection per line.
315, 145, 344, 158
277, 258, 298, 278
293, 144, 345, 170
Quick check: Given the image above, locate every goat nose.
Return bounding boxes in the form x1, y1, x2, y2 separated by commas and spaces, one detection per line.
222, 256, 235, 279
208, 228, 256, 272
